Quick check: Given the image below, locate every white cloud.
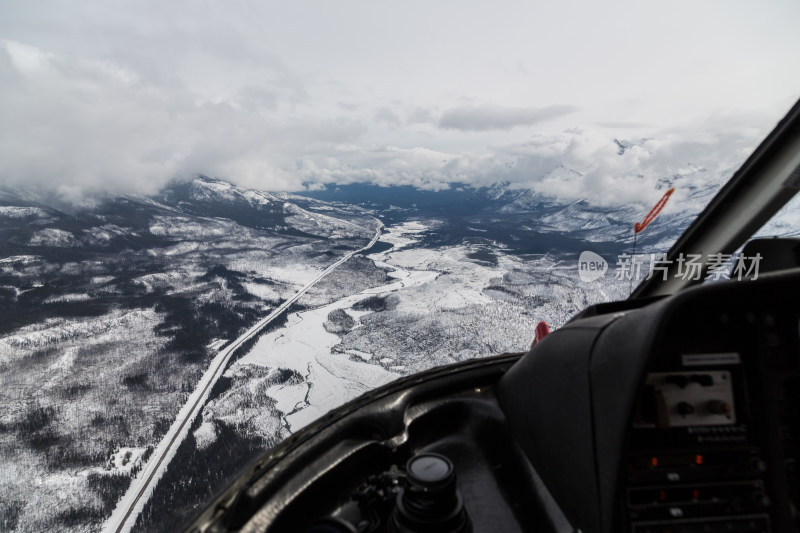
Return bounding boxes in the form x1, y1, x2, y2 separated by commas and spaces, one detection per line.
1, 39, 53, 74
0, 38, 362, 201
375, 107, 401, 127
296, 123, 765, 210
0, 1, 798, 205
406, 107, 435, 125
439, 104, 578, 131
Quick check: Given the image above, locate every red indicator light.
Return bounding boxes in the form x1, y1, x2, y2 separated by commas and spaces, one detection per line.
659, 490, 667, 502
708, 400, 732, 415
692, 489, 700, 500
695, 454, 703, 465
651, 457, 659, 467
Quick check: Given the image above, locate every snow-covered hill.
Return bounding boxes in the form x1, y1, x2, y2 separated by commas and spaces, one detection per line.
0, 177, 382, 533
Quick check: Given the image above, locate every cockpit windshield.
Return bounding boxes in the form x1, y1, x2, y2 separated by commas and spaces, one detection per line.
1, 2, 799, 532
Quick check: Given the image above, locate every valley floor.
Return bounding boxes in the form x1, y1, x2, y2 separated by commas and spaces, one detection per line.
133, 220, 628, 532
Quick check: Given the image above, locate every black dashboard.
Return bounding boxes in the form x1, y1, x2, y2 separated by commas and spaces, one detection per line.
620, 274, 799, 532
187, 269, 800, 533
500, 268, 799, 532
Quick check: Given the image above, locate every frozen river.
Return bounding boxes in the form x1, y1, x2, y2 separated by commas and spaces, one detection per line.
235, 221, 439, 432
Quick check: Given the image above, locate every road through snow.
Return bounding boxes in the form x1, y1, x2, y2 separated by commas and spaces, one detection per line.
102, 223, 383, 533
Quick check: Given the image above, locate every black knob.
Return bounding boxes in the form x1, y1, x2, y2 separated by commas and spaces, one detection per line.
676, 402, 695, 416
389, 453, 471, 532
408, 454, 455, 488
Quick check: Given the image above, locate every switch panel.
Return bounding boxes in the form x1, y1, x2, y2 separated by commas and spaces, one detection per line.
638, 371, 736, 428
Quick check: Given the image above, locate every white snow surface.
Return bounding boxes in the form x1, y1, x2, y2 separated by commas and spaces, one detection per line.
81, 224, 131, 245
251, 264, 324, 286
108, 448, 146, 475
0, 254, 41, 265
148, 215, 237, 238
231, 220, 504, 433
235, 295, 401, 432
283, 202, 372, 237
0, 309, 160, 358
193, 421, 217, 450
242, 282, 282, 301
219, 219, 631, 445
0, 206, 49, 218
207, 339, 227, 351
375, 220, 429, 250
755, 193, 800, 238
187, 178, 279, 207
29, 228, 78, 247
43, 293, 91, 304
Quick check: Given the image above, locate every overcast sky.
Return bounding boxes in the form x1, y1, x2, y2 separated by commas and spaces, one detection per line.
1, 1, 799, 206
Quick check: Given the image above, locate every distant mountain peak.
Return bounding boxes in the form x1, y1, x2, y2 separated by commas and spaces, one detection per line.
613, 138, 650, 156
160, 175, 282, 211
614, 138, 632, 155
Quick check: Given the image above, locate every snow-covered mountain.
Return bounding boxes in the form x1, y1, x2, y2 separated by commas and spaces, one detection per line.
0, 176, 378, 256
158, 177, 372, 239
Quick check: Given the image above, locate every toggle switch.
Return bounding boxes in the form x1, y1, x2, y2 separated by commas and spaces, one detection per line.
708, 400, 732, 415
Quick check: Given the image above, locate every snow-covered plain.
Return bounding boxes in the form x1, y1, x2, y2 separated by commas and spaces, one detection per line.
201, 222, 438, 442
199, 221, 629, 453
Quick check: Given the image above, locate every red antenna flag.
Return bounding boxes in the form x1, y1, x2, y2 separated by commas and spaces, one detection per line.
634, 188, 675, 234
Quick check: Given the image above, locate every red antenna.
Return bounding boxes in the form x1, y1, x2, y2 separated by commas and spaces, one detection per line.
630, 187, 675, 295
634, 187, 675, 234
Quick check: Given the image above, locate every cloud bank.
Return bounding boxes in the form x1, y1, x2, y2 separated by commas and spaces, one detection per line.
1, 1, 798, 207
0, 35, 780, 210
297, 125, 764, 208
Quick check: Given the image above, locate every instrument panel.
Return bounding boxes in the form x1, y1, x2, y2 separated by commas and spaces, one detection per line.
618, 278, 800, 532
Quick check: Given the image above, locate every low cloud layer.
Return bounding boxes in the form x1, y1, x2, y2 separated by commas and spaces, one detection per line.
0, 38, 364, 204
0, 32, 776, 212
1, 1, 798, 208
297, 124, 765, 210
0, 34, 782, 211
